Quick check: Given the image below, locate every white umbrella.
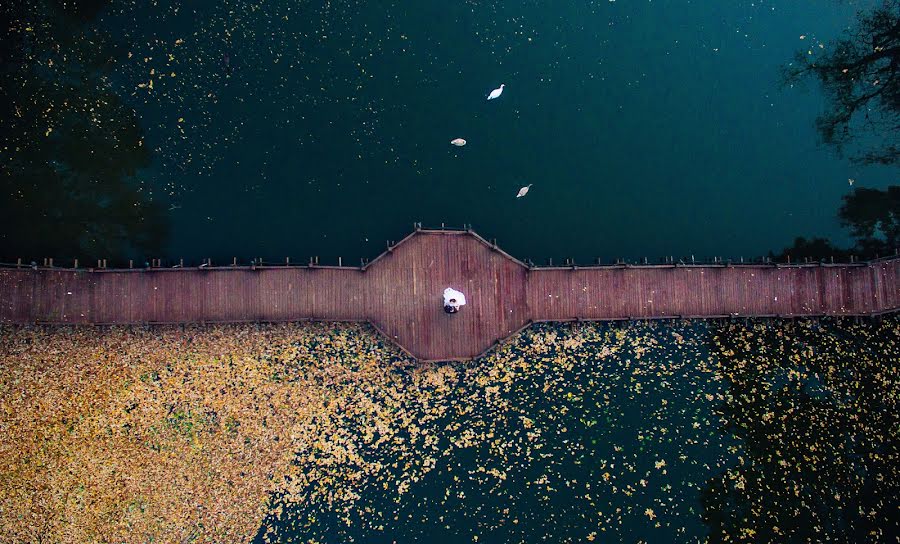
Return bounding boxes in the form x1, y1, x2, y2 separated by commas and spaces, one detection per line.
443, 287, 467, 307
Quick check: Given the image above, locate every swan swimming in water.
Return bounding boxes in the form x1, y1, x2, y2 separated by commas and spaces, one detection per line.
487, 84, 505, 100
450, 138, 466, 146
516, 184, 533, 198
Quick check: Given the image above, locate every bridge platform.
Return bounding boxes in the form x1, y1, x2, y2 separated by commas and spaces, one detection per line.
2, 229, 897, 361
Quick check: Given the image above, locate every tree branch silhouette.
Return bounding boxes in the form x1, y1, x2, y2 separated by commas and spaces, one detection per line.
784, 0, 899, 166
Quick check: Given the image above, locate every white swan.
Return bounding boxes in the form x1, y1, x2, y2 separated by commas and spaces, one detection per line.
516, 184, 533, 198
487, 84, 505, 100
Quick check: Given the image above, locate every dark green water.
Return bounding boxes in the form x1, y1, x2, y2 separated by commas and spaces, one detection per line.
2, 0, 897, 263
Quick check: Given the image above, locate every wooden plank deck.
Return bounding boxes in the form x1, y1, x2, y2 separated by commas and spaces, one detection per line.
1, 230, 898, 361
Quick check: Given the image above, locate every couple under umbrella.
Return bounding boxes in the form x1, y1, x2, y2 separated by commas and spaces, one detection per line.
443, 287, 466, 314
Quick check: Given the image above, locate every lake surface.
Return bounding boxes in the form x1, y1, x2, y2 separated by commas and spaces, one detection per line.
2, 4, 897, 542
3, 0, 896, 263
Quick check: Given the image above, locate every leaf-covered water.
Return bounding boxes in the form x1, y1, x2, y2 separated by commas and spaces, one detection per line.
256, 319, 899, 543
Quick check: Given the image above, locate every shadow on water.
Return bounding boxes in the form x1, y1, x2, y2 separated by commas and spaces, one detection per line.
783, 0, 899, 168
701, 318, 900, 542
775, 1, 898, 261
776, 185, 899, 260
0, 0, 167, 264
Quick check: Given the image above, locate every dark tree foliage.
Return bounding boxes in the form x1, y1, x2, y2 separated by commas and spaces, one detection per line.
785, 0, 900, 166
777, 185, 899, 260
774, 236, 850, 262
0, 0, 167, 262
838, 185, 900, 249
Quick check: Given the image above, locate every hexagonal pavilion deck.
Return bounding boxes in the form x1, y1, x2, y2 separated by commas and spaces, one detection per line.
1, 229, 898, 361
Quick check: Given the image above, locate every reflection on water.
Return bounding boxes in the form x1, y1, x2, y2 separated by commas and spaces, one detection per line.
838, 186, 900, 256
784, 1, 899, 167
0, 0, 166, 262
777, 184, 900, 260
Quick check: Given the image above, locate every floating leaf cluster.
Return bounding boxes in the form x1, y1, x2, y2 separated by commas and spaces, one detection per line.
0, 316, 896, 544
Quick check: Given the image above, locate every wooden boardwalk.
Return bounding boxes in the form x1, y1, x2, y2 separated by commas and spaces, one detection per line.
1, 229, 898, 361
